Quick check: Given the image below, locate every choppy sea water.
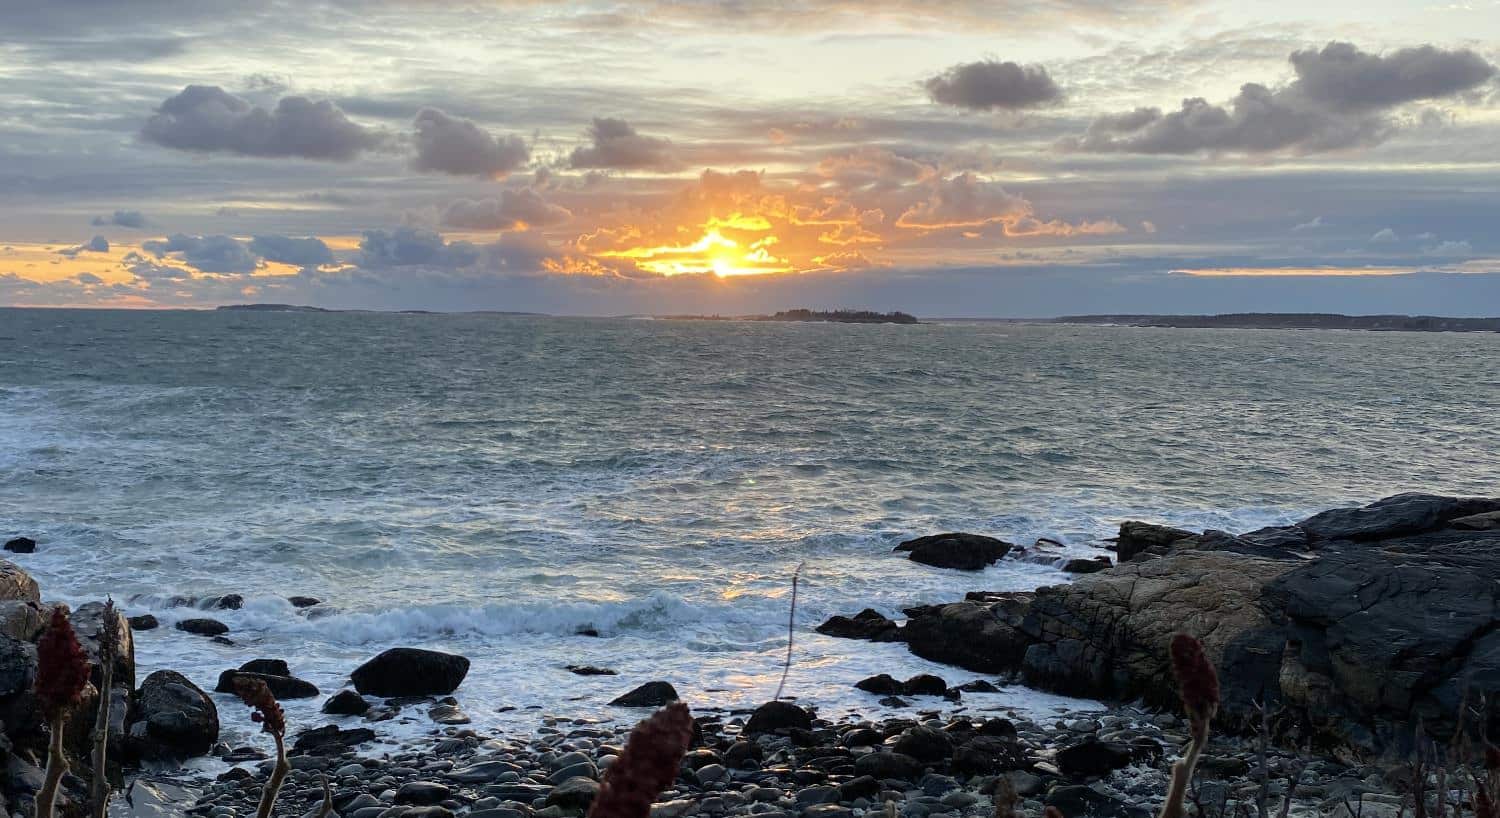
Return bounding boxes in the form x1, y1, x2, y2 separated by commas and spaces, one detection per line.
3, 309, 1499, 755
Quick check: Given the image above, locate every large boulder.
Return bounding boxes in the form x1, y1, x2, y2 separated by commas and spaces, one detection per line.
1114, 521, 1195, 562
215, 670, 319, 699
815, 609, 902, 642
350, 648, 470, 697
902, 595, 1032, 673
744, 700, 812, 734
895, 533, 1012, 571
609, 681, 679, 707
129, 670, 219, 760
0, 561, 39, 604
0, 601, 45, 642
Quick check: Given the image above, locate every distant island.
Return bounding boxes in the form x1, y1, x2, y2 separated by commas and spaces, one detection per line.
661, 309, 919, 324
1053, 313, 1500, 332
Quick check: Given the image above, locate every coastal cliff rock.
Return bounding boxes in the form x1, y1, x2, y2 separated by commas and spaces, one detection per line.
824, 493, 1500, 754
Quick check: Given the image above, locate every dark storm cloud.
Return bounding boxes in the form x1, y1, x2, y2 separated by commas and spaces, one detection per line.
1068, 42, 1498, 155
92, 210, 150, 229
1290, 42, 1497, 111
411, 109, 531, 178
924, 60, 1063, 111
247, 235, 335, 267
441, 189, 572, 231
142, 233, 261, 273
568, 118, 678, 171
57, 235, 109, 257
141, 85, 385, 161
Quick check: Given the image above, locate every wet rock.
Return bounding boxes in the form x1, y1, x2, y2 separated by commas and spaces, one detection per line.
853, 752, 924, 780
546, 777, 600, 810
609, 681, 679, 707
208, 594, 244, 611
428, 703, 471, 725
745, 700, 813, 734
3, 537, 35, 554
855, 674, 903, 695
1056, 737, 1134, 778
952, 735, 1026, 775
901, 674, 948, 696
1061, 557, 1111, 574
892, 726, 953, 763
1451, 511, 1500, 531
288, 596, 321, 608
1045, 784, 1149, 818
351, 647, 470, 697
1115, 521, 1196, 562
239, 658, 291, 676
395, 782, 451, 806
816, 609, 902, 642
895, 533, 1012, 571
322, 689, 368, 716
175, 618, 229, 637
1297, 493, 1500, 543
129, 670, 219, 760
566, 665, 618, 676
957, 680, 1000, 693
215, 670, 320, 699
128, 614, 159, 631
291, 724, 377, 755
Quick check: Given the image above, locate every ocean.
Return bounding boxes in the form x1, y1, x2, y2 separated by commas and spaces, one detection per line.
3, 308, 1498, 755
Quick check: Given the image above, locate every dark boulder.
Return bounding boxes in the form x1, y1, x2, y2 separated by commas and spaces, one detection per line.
350, 648, 470, 697
174, 618, 228, 637
900, 674, 948, 696
891, 725, 952, 762
208, 594, 244, 611
952, 735, 1026, 775
238, 658, 290, 676
1114, 521, 1194, 562
895, 533, 1012, 571
1056, 737, 1134, 778
3, 538, 35, 554
129, 670, 219, 760
608, 681, 678, 707
292, 724, 377, 755
853, 751, 924, 780
1060, 557, 1111, 574
395, 782, 451, 806
744, 700, 813, 734
128, 614, 159, 631
1451, 511, 1500, 531
546, 777, 599, 810
288, 596, 322, 608
1045, 785, 1150, 818
902, 595, 1032, 673
566, 665, 617, 676
815, 609, 902, 642
854, 674, 903, 695
322, 689, 370, 716
214, 670, 319, 699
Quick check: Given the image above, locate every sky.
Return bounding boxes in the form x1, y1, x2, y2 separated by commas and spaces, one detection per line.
2, 0, 1499, 316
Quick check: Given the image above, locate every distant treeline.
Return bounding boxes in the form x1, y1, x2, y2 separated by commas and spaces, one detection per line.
661, 309, 919, 324
1053, 313, 1500, 332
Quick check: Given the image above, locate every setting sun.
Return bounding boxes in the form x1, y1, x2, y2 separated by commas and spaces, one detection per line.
597, 225, 794, 278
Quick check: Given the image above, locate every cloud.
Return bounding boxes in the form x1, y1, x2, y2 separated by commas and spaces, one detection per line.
1370, 227, 1399, 242
57, 235, 109, 257
247, 235, 334, 267
1067, 42, 1496, 156
1423, 239, 1472, 257
141, 233, 260, 272
411, 108, 531, 178
568, 118, 677, 171
1290, 42, 1496, 111
1292, 216, 1326, 232
923, 60, 1063, 111
141, 85, 384, 160
896, 172, 1030, 229
357, 227, 484, 268
441, 189, 572, 231
91, 210, 149, 228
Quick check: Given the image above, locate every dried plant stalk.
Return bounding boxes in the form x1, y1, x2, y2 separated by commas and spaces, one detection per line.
1160, 633, 1220, 818
90, 599, 118, 818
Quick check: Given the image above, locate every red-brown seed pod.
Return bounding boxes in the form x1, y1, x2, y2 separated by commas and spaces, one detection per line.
35, 606, 90, 721
1169, 633, 1220, 721
234, 676, 286, 738
1044, 806, 1066, 818
588, 702, 694, 818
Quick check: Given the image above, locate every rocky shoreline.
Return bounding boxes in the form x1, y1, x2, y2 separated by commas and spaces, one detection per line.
1, 493, 1495, 818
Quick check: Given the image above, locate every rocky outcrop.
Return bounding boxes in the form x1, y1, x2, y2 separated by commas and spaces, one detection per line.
609, 681, 678, 707
824, 494, 1500, 755
351, 647, 470, 697
0, 561, 39, 605
214, 669, 319, 699
895, 533, 1012, 571
72, 601, 135, 689
815, 609, 901, 641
